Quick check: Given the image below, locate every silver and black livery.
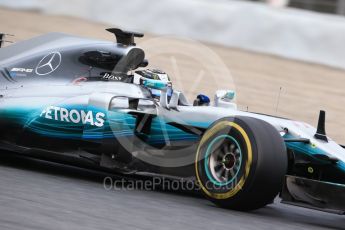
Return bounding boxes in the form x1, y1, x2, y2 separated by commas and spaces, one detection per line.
1, 29, 345, 214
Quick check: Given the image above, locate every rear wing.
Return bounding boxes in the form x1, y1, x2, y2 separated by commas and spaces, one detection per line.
0, 33, 14, 48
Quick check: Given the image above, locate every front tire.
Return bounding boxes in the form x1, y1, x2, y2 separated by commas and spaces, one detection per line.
195, 116, 287, 211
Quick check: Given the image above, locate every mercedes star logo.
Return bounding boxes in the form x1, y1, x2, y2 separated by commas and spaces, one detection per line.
35, 52, 62, 76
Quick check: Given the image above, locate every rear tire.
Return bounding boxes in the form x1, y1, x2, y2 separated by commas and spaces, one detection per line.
195, 116, 287, 211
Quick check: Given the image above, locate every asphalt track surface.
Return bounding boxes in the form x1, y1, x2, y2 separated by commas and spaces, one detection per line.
0, 152, 344, 230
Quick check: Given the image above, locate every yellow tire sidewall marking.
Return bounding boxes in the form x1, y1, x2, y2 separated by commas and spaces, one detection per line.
195, 121, 253, 200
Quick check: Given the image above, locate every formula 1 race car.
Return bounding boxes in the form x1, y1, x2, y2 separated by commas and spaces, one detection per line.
1, 29, 345, 214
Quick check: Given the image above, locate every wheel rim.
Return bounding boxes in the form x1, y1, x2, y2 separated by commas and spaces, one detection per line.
204, 135, 242, 186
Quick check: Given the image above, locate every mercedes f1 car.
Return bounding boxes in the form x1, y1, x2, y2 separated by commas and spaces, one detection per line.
1, 29, 345, 213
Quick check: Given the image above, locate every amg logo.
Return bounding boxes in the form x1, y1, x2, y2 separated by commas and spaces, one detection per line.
40, 106, 105, 127
11, 68, 34, 73
102, 73, 122, 81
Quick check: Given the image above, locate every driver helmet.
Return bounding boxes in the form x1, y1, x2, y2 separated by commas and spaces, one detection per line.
134, 69, 172, 97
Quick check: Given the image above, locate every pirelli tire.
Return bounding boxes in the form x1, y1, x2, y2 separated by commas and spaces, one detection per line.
195, 116, 287, 211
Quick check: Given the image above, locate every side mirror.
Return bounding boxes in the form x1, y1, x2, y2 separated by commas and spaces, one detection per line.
214, 90, 237, 109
